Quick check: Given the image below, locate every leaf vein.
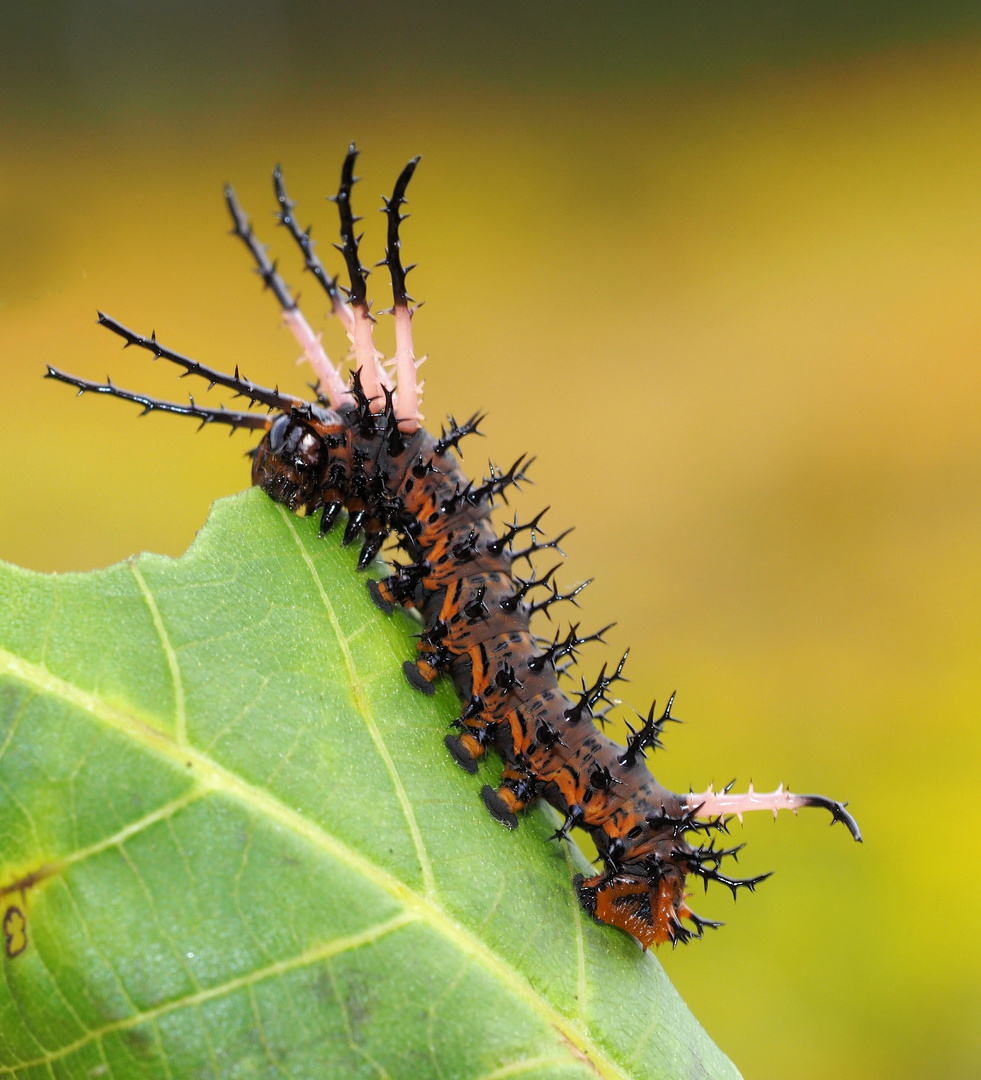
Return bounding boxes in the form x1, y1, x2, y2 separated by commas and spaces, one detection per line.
0, 690, 33, 767
59, 877, 141, 1017
248, 984, 297, 1080
0, 936, 50, 1058
130, 563, 186, 746
0, 912, 419, 1076
473, 1057, 580, 1080
0, 788, 208, 901
117, 844, 202, 992
561, 838, 589, 1025
275, 506, 436, 898
325, 962, 393, 1080
0, 645, 634, 1080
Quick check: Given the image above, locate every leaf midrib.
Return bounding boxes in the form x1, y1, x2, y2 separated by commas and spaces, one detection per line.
0, 644, 631, 1080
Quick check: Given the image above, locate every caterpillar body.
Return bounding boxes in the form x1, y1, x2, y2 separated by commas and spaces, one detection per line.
48, 145, 861, 950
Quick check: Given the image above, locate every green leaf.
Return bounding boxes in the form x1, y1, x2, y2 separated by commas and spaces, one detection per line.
0, 487, 740, 1080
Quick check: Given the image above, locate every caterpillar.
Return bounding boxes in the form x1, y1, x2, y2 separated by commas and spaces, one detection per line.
47, 144, 861, 950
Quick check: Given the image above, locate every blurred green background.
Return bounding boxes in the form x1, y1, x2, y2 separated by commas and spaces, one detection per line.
2, 3, 980, 1078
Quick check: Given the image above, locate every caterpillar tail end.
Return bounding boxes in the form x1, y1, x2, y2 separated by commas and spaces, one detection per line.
799, 794, 862, 842
686, 783, 862, 842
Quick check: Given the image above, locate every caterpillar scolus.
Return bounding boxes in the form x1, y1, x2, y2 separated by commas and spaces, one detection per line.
47, 145, 861, 950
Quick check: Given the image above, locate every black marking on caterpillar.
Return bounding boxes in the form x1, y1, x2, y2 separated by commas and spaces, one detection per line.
47, 144, 861, 950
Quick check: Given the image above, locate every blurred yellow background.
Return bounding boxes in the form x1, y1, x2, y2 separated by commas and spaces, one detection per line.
2, 4, 980, 1078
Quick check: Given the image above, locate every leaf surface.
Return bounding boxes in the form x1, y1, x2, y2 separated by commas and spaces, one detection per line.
0, 488, 740, 1080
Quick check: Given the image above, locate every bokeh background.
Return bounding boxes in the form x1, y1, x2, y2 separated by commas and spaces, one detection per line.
2, 3, 980, 1078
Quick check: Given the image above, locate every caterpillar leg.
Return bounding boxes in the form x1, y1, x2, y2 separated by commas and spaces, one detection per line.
403, 654, 444, 695
404, 622, 452, 695
367, 564, 425, 615
444, 731, 486, 775
481, 785, 519, 830
480, 768, 537, 830
367, 579, 394, 615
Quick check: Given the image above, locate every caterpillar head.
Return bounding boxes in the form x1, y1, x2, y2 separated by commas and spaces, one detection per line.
251, 412, 331, 512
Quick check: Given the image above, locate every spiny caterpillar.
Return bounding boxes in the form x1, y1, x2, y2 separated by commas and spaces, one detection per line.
48, 145, 861, 949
